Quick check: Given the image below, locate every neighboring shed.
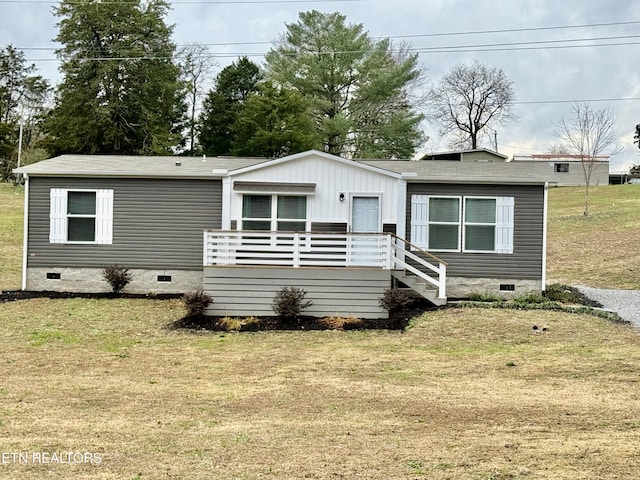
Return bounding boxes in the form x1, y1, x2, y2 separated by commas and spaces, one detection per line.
15, 150, 551, 318
420, 148, 508, 163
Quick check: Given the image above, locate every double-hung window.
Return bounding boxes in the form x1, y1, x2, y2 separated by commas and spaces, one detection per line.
50, 189, 113, 244
411, 195, 513, 253
241, 194, 307, 231
464, 197, 497, 252
427, 197, 461, 251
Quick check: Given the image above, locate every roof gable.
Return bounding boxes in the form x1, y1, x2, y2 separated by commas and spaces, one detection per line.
228, 150, 403, 179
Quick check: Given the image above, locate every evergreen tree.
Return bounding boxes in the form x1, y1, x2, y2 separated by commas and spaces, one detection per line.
0, 45, 51, 181
265, 11, 426, 158
199, 57, 262, 156
45, 0, 185, 155
231, 81, 318, 158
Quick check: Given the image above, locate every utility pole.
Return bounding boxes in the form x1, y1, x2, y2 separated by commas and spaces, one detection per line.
17, 121, 23, 169
15, 111, 24, 185
493, 130, 498, 152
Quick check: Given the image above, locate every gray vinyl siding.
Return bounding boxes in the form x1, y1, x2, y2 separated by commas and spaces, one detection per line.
406, 183, 544, 280
204, 266, 389, 318
27, 177, 222, 270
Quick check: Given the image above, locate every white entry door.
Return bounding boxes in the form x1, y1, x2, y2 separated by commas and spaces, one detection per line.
350, 197, 380, 265
352, 196, 379, 233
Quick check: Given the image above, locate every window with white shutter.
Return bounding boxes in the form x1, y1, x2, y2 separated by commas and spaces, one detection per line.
49, 188, 113, 244
410, 194, 514, 254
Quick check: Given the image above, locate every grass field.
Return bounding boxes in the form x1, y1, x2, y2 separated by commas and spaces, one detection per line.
1, 182, 639, 479
546, 184, 640, 289
0, 183, 23, 290
0, 298, 639, 479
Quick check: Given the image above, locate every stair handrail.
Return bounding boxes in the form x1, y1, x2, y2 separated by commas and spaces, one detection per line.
387, 233, 447, 299
387, 233, 448, 266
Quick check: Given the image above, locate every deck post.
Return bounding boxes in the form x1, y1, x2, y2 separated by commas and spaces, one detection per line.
203, 231, 208, 266
438, 263, 447, 299
293, 233, 300, 268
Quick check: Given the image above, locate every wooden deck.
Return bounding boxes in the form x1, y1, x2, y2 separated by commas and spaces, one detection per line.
202, 230, 447, 317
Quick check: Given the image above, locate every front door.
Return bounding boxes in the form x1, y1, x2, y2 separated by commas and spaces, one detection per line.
351, 196, 380, 233
350, 197, 380, 265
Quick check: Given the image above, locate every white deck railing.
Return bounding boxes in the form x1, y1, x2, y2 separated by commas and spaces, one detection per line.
203, 230, 447, 299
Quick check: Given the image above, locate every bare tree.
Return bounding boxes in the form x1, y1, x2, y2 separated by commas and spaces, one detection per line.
430, 60, 515, 150
178, 43, 216, 155
554, 102, 621, 216
546, 143, 571, 155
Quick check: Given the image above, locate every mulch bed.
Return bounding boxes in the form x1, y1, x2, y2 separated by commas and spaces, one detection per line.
0, 290, 181, 303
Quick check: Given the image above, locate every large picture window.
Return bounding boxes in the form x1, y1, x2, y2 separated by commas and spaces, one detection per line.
50, 189, 113, 244
411, 195, 513, 254
241, 194, 307, 231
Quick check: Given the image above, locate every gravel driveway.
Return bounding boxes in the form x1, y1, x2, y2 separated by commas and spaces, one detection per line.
576, 286, 640, 326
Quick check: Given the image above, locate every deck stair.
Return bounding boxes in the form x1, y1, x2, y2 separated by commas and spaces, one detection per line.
391, 270, 447, 306
388, 234, 448, 306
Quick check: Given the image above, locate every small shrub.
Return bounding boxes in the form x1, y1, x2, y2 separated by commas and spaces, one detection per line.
102, 264, 132, 294
511, 293, 548, 305
182, 289, 213, 318
271, 287, 312, 321
379, 288, 417, 316
468, 291, 502, 302
544, 284, 584, 304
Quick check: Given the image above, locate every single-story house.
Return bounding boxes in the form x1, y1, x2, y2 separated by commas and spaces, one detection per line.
15, 150, 550, 318
511, 154, 609, 187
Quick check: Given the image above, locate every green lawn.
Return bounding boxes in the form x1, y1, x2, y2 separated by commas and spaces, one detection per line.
546, 184, 640, 289
0, 183, 23, 290
0, 298, 639, 479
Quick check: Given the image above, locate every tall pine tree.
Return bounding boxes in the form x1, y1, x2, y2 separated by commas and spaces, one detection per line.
199, 57, 262, 157
265, 11, 426, 158
45, 0, 185, 155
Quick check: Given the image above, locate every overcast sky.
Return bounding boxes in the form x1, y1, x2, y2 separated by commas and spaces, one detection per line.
1, 0, 639, 171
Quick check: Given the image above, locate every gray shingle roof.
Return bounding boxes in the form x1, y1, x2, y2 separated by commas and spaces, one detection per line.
15, 153, 551, 184
15, 154, 267, 178
359, 160, 550, 184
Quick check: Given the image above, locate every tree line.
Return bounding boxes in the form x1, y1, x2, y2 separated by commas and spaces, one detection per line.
0, 0, 628, 182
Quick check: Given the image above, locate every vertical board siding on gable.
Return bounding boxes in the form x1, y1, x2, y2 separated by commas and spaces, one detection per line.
27, 177, 222, 269
230, 155, 399, 226
406, 183, 544, 279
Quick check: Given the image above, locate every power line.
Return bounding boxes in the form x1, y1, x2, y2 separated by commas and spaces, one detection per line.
389, 20, 640, 40
23, 37, 640, 62
513, 97, 640, 105
17, 33, 640, 53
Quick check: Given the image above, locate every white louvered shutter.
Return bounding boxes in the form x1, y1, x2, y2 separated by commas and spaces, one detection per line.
95, 189, 114, 244
49, 188, 67, 243
410, 195, 428, 249
495, 196, 514, 254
